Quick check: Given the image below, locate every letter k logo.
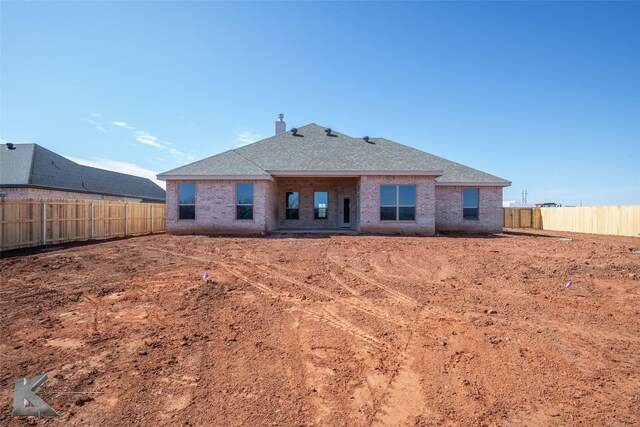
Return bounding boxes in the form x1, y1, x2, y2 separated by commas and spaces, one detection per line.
13, 374, 59, 417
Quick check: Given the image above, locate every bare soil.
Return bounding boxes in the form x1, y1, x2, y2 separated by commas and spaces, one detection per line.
1, 230, 639, 426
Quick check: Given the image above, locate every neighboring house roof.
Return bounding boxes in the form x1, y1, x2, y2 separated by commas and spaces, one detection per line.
158, 123, 510, 186
0, 143, 166, 202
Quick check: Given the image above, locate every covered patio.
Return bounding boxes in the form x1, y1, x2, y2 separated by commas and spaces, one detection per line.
272, 176, 360, 231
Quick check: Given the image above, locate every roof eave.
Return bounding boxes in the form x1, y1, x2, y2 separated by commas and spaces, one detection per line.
157, 174, 274, 181
435, 181, 512, 187
268, 170, 444, 177
0, 183, 166, 201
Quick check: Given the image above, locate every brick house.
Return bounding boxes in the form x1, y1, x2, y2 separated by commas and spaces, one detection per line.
0, 143, 165, 203
158, 121, 510, 235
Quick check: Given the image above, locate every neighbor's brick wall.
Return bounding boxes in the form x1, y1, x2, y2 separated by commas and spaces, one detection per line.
435, 186, 503, 233
275, 177, 359, 229
0, 187, 142, 202
165, 180, 272, 234
359, 176, 436, 235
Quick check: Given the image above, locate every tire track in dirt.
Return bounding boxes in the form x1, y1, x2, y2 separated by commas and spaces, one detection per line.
212, 260, 386, 349
155, 247, 280, 297
153, 247, 384, 348
250, 263, 406, 327
327, 271, 408, 327
288, 306, 383, 349
161, 243, 399, 328
370, 311, 438, 426
328, 257, 419, 306
368, 254, 456, 291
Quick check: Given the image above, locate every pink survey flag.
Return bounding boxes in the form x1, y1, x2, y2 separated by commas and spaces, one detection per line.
565, 280, 572, 289
203, 272, 209, 280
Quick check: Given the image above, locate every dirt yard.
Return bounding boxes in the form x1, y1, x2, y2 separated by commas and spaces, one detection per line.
1, 230, 639, 426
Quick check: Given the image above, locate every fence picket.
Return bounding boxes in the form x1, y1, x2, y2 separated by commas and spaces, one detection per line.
504, 206, 640, 237
0, 198, 166, 251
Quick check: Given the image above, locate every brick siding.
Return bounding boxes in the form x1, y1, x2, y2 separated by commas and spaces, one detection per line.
435, 186, 503, 233
164, 179, 504, 235
165, 180, 272, 234
275, 177, 359, 229
358, 176, 436, 235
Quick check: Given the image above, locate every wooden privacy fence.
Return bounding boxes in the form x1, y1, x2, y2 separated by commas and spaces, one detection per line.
504, 206, 640, 237
0, 199, 166, 251
503, 208, 542, 229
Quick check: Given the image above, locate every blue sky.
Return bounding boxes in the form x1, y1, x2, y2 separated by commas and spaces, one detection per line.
1, 1, 638, 205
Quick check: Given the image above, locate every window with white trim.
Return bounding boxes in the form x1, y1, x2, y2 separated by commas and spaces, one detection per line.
380, 185, 416, 221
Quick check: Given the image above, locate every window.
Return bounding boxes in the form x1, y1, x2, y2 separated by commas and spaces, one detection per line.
178, 183, 195, 220
463, 188, 479, 220
236, 183, 254, 220
286, 192, 299, 220
314, 192, 328, 219
380, 185, 416, 221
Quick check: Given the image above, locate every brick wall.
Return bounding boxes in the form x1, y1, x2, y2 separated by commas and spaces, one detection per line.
0, 187, 142, 202
275, 177, 359, 229
358, 176, 436, 235
165, 180, 273, 234
164, 179, 503, 235
435, 186, 503, 233
264, 179, 278, 232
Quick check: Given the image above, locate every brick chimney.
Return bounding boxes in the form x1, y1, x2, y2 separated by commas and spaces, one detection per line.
275, 113, 286, 135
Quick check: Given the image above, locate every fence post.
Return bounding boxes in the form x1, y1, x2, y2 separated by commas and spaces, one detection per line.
42, 200, 47, 245
150, 204, 154, 234
125, 203, 129, 237
90, 202, 94, 239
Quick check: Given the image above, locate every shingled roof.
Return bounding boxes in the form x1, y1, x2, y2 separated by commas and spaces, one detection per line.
0, 144, 166, 202
158, 123, 510, 186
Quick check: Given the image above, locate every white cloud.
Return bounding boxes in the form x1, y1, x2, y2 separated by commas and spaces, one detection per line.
135, 131, 163, 148
89, 112, 101, 118
68, 156, 165, 189
106, 118, 195, 164
167, 147, 194, 162
168, 147, 191, 158
88, 119, 105, 133
235, 130, 262, 147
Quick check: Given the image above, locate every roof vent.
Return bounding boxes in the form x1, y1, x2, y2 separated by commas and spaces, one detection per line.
291, 128, 298, 136
6, 142, 16, 150
324, 128, 332, 136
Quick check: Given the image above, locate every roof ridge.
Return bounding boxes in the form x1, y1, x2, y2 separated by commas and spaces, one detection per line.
157, 124, 509, 185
